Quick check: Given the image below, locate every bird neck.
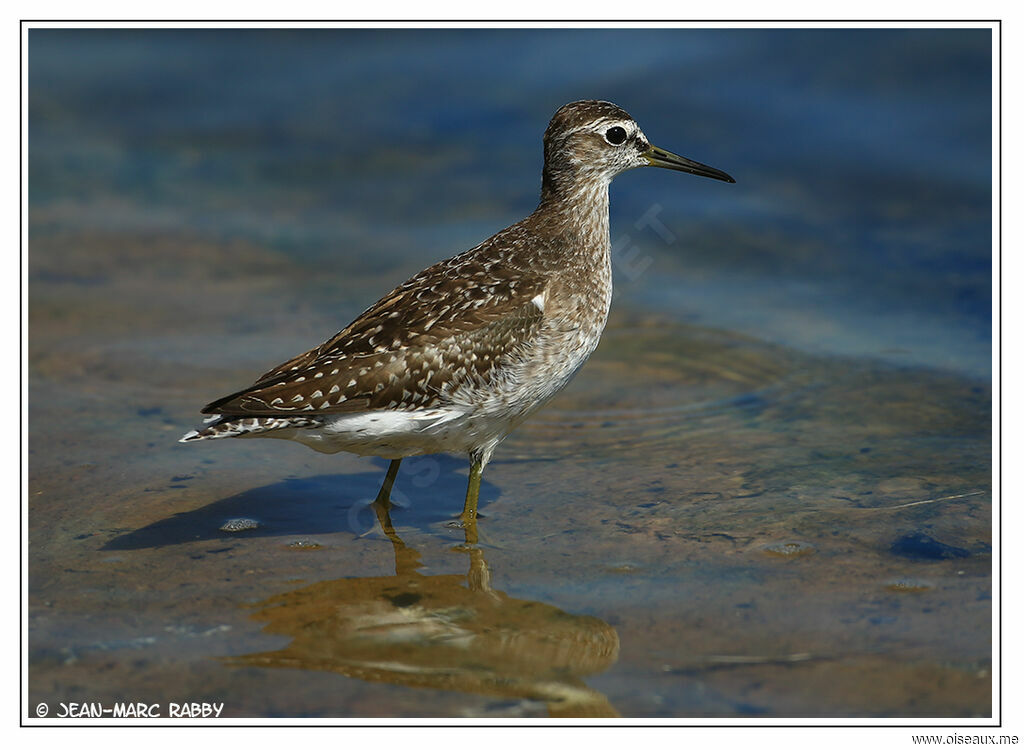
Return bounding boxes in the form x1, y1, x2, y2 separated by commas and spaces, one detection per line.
530, 176, 613, 323
535, 175, 611, 257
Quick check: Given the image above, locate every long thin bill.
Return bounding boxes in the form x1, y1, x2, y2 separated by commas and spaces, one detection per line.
644, 145, 736, 183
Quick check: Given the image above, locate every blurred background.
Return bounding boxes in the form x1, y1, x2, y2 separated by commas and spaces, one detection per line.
29, 27, 992, 376
28, 27, 993, 719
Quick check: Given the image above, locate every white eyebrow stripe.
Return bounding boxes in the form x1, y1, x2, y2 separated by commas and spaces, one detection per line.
592, 117, 635, 133
560, 117, 635, 139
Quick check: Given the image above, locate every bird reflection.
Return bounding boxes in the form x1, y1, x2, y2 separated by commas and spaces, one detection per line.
229, 500, 620, 718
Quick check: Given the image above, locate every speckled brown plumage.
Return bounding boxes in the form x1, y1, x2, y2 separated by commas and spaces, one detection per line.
200, 228, 551, 417
182, 100, 734, 525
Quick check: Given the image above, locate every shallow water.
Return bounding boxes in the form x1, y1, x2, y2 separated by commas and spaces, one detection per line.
27, 28, 991, 719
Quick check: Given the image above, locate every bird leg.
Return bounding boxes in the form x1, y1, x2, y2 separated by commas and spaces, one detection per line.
371, 484, 423, 576
458, 459, 483, 544
460, 460, 483, 521
373, 458, 403, 509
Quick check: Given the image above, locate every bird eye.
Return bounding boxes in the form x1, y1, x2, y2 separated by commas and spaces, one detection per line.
604, 126, 628, 145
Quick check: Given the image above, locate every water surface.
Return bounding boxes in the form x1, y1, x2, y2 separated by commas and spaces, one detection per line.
28, 27, 991, 719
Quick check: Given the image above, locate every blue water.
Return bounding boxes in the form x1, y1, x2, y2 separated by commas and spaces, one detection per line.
29, 27, 992, 378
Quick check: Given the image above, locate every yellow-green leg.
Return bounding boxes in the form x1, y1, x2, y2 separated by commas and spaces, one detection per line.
460, 460, 483, 523
458, 457, 485, 545
370, 463, 423, 576
374, 458, 402, 508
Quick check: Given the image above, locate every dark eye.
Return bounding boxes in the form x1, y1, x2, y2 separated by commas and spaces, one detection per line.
605, 126, 627, 145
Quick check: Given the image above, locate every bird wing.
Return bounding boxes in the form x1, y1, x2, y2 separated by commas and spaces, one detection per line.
201, 246, 549, 416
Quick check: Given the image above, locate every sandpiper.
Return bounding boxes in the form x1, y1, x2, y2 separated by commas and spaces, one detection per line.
182, 100, 734, 534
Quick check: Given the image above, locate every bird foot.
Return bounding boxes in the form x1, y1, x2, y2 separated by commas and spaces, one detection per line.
445, 514, 482, 545
444, 513, 485, 529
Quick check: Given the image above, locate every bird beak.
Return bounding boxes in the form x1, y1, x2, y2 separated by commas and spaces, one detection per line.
643, 144, 736, 183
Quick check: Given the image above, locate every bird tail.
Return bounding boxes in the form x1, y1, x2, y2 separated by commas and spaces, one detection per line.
179, 415, 323, 443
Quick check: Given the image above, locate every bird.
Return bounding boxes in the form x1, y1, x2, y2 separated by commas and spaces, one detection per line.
181, 100, 734, 537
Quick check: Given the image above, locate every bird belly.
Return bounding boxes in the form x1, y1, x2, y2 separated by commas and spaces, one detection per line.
263, 407, 495, 459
